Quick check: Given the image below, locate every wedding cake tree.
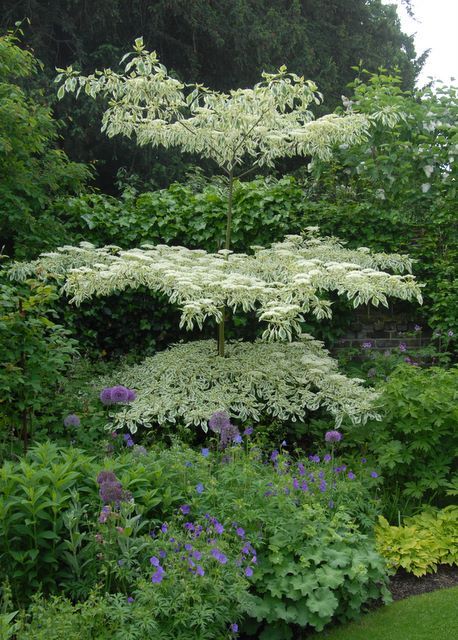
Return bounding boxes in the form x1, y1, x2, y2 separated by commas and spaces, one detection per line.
12, 39, 422, 433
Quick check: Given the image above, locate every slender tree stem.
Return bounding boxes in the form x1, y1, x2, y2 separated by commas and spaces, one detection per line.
217, 169, 235, 357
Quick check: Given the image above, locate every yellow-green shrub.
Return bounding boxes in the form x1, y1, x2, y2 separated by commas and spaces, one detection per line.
375, 506, 458, 577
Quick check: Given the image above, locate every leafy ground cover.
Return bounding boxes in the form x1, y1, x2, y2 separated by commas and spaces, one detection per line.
308, 585, 458, 640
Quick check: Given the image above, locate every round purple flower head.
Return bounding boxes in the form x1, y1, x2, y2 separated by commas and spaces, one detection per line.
99, 480, 125, 504
399, 342, 407, 352
111, 385, 129, 403
325, 430, 342, 443
208, 410, 231, 433
362, 341, 372, 349
126, 388, 136, 402
63, 414, 80, 428
99, 387, 113, 405
96, 470, 117, 485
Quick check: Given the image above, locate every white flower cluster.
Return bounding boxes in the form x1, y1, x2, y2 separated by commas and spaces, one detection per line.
96, 337, 381, 433
10, 231, 423, 341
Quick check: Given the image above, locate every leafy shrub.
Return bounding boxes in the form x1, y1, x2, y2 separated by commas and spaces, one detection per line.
0, 31, 90, 259
351, 365, 458, 507
0, 278, 78, 451
375, 506, 458, 576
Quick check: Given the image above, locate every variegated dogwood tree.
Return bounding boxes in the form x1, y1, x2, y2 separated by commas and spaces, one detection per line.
11, 40, 423, 432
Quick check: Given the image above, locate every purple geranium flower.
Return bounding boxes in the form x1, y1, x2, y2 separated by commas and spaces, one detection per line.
244, 427, 253, 436
196, 565, 205, 576
347, 471, 356, 480
245, 566, 253, 577
325, 430, 342, 443
63, 414, 80, 428
123, 433, 134, 447
370, 471, 379, 478
151, 567, 165, 583
196, 483, 204, 494
230, 623, 239, 633
180, 504, 191, 515
201, 448, 210, 457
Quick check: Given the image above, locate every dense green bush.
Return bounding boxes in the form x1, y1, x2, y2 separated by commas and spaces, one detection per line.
0, 278, 78, 451
375, 506, 458, 577
0, 31, 90, 259
344, 365, 458, 510
1, 439, 388, 635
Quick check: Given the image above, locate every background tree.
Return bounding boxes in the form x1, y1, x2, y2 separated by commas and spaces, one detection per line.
0, 1, 424, 190
0, 30, 90, 259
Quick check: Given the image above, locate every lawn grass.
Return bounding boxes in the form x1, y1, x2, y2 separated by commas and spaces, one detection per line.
310, 586, 458, 640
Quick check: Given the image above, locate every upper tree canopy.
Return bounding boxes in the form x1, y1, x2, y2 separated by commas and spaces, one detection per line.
56, 39, 368, 175
0, 1, 423, 188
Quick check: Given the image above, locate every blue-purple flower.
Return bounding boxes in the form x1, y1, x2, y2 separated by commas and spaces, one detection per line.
63, 414, 80, 428
196, 483, 205, 494
201, 448, 210, 457
362, 341, 372, 349
370, 471, 379, 478
180, 504, 191, 515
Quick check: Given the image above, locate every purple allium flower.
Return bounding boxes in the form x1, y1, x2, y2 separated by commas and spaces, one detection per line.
180, 504, 191, 515
111, 385, 129, 403
99, 480, 126, 504
97, 470, 117, 485
325, 430, 342, 443
196, 483, 204, 494
347, 471, 356, 480
233, 434, 243, 444
208, 411, 231, 433
370, 471, 379, 478
244, 427, 253, 436
414, 324, 422, 332
99, 387, 113, 405
63, 414, 80, 428
323, 454, 332, 463
230, 623, 239, 633
362, 341, 372, 349
399, 342, 407, 352
127, 597, 134, 603
201, 448, 210, 457
245, 566, 253, 577
126, 388, 136, 402
196, 565, 205, 576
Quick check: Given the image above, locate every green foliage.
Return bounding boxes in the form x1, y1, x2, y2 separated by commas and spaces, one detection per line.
0, 277, 78, 449
308, 72, 458, 334
347, 365, 458, 508
375, 506, 458, 577
0, 31, 90, 258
